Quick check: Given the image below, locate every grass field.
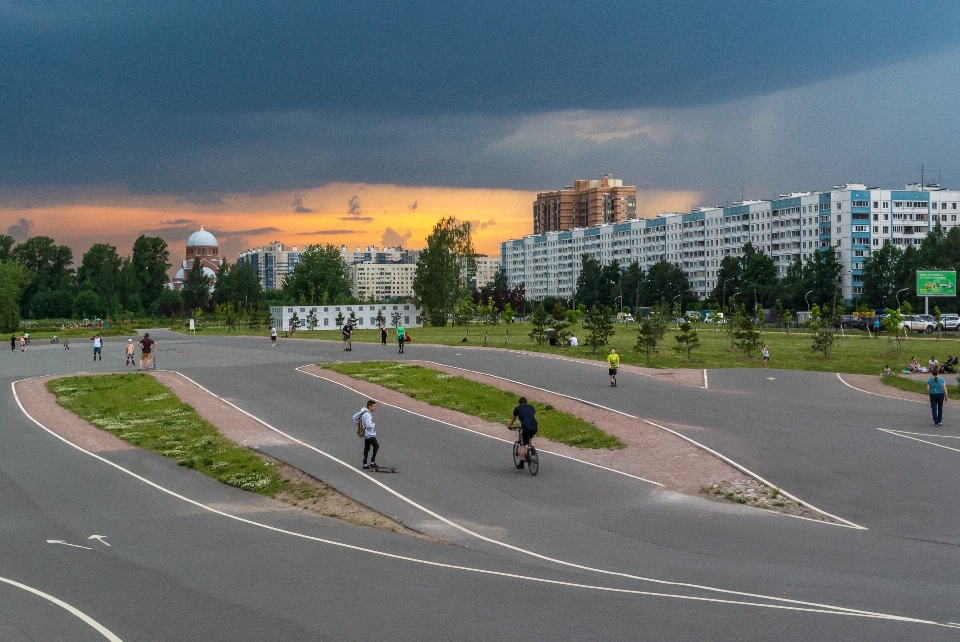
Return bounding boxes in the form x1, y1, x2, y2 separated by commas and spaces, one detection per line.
324, 361, 624, 449
174, 320, 960, 375
48, 373, 284, 494
880, 374, 960, 397
14, 325, 139, 340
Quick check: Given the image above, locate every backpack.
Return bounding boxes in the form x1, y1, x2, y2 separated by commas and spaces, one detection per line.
356, 410, 367, 438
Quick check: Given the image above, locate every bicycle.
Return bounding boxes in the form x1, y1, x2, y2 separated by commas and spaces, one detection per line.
512, 434, 539, 476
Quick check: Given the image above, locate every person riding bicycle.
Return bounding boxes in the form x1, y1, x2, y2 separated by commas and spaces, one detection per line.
507, 396, 537, 469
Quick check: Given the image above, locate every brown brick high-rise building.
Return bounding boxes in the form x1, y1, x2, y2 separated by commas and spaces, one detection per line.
533, 175, 637, 234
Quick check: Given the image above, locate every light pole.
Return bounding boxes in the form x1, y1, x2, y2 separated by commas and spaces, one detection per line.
805, 290, 813, 312
895, 288, 909, 309
614, 295, 623, 322
722, 278, 733, 311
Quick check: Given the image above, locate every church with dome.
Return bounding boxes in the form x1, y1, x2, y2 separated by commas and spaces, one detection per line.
171, 227, 223, 291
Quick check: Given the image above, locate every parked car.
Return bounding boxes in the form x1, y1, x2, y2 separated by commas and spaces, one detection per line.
899, 314, 936, 333
833, 314, 867, 330
940, 314, 960, 331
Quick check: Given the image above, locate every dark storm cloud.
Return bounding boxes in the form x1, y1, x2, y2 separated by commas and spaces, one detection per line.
160, 218, 196, 226
140, 225, 281, 241
296, 230, 357, 236
3, 1, 960, 199
339, 216, 374, 222
7, 218, 31, 241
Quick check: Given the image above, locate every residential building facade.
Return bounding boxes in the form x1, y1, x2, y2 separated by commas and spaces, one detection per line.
503, 183, 960, 304
270, 303, 423, 331
350, 262, 418, 299
533, 175, 637, 234
472, 255, 501, 289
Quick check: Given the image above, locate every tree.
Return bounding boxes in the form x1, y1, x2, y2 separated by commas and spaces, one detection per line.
11, 236, 74, 316
157, 288, 182, 317
72, 290, 105, 319
673, 320, 701, 360
76, 243, 122, 305
934, 305, 942, 340
861, 241, 900, 308
500, 302, 514, 324
643, 260, 690, 306
710, 255, 742, 305
620, 260, 644, 314
335, 310, 345, 328
214, 262, 262, 311
282, 244, 351, 305
782, 309, 794, 335
810, 317, 835, 359
634, 304, 668, 366
583, 305, 615, 354
131, 235, 171, 311
574, 255, 602, 308
733, 314, 761, 357
390, 310, 401, 326
598, 260, 621, 309
412, 218, 476, 326
375, 307, 386, 327
306, 308, 318, 330
551, 300, 572, 345
0, 235, 14, 263
528, 303, 549, 345
453, 296, 474, 326
882, 306, 905, 349
181, 258, 213, 311
0, 262, 29, 332
347, 309, 358, 326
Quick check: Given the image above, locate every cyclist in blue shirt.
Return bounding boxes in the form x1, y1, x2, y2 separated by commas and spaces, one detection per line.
507, 397, 538, 469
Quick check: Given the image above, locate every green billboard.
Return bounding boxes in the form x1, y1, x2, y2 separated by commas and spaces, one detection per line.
916, 270, 957, 297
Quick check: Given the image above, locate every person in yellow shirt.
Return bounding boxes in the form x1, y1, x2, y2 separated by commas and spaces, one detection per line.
606, 348, 620, 387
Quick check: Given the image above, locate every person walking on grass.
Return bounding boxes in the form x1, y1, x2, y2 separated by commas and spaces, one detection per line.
761, 344, 770, 368
125, 339, 136, 366
397, 321, 406, 354
353, 400, 380, 469
138, 333, 156, 371
606, 348, 620, 386
927, 365, 948, 427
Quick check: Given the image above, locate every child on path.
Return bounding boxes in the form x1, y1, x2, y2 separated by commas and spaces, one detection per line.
20, 334, 26, 352
606, 348, 620, 386
125, 339, 136, 366
761, 344, 770, 368
63, 338, 70, 350
270, 326, 277, 346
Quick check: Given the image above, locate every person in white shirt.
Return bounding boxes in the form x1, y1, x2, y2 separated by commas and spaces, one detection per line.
568, 334, 579, 347
353, 400, 380, 469
270, 326, 277, 346
91, 334, 103, 361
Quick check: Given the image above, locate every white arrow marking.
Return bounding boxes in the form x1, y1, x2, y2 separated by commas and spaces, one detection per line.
766, 377, 775, 380
47, 540, 92, 550
88, 535, 111, 546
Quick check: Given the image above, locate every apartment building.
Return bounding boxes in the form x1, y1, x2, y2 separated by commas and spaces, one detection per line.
533, 174, 637, 234
351, 262, 417, 299
503, 182, 960, 303
473, 255, 501, 289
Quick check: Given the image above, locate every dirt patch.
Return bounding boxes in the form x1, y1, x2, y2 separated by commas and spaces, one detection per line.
18, 373, 424, 539
304, 363, 737, 496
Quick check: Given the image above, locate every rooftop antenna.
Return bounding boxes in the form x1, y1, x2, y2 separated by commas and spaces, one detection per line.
741, 183, 744, 203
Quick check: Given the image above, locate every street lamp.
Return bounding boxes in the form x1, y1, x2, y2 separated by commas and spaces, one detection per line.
805, 290, 813, 312
722, 278, 733, 310
895, 288, 909, 309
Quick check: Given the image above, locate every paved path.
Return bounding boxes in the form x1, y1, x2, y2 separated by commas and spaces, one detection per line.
2, 331, 960, 640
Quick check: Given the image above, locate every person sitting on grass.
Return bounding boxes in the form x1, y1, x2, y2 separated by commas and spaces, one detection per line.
882, 364, 893, 377
908, 357, 920, 373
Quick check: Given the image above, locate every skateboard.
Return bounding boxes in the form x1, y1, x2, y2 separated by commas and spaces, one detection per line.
365, 466, 397, 473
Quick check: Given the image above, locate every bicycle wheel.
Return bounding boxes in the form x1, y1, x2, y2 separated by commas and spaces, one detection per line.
527, 445, 539, 476
513, 441, 521, 468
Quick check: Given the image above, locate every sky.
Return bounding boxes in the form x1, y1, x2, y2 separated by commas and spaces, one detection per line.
3, 1, 960, 264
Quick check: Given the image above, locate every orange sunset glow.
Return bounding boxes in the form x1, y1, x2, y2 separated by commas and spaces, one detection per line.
0, 183, 702, 271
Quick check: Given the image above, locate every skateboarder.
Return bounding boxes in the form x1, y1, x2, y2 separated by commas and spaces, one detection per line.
353, 400, 380, 469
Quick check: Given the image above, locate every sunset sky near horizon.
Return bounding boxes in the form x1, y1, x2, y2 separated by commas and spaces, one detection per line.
3, 2, 960, 268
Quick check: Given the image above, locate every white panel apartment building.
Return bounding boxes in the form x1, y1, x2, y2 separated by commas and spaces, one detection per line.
501, 183, 960, 304
351, 263, 418, 299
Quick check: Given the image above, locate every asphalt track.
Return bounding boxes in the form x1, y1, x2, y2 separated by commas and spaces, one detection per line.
3, 331, 960, 640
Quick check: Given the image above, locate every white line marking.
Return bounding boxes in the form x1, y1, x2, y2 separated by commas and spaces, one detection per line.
878, 429, 960, 454
0, 574, 124, 641
883, 429, 960, 439
415, 361, 864, 530
47, 539, 92, 549
7, 377, 939, 625
835, 373, 925, 404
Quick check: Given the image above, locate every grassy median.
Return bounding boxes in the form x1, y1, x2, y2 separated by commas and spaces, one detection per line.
880, 375, 960, 397
48, 373, 284, 494
324, 361, 624, 449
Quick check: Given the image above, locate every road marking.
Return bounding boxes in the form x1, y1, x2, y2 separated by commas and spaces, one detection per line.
835, 374, 925, 404
766, 377, 775, 380
9, 377, 940, 626
416, 361, 863, 529
89, 535, 111, 546
878, 428, 960, 454
0, 575, 124, 641
702, 369, 708, 389
47, 539, 93, 549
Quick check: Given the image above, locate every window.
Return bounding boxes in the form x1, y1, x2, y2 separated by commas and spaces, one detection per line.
894, 201, 903, 208
873, 201, 879, 208
324, 318, 329, 326
836, 215, 841, 223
